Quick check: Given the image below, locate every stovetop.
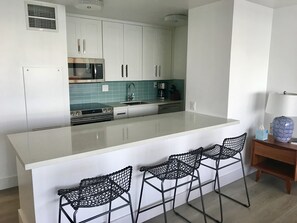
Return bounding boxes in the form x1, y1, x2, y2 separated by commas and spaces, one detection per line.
70, 103, 111, 111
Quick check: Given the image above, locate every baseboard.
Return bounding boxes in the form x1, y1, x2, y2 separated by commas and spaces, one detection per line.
0, 175, 18, 190
113, 167, 246, 223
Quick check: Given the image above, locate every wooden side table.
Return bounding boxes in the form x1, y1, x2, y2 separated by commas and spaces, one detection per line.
251, 135, 297, 193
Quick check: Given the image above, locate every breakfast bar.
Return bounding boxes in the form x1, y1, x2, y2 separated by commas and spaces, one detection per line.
8, 111, 239, 223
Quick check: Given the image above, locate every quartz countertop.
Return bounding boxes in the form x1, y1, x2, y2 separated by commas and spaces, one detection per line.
106, 99, 183, 107
8, 111, 239, 170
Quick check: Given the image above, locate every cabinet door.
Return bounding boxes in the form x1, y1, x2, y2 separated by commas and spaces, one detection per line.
143, 27, 157, 80
128, 104, 158, 118
66, 17, 102, 58
80, 18, 102, 58
103, 21, 124, 81
143, 27, 172, 80
124, 24, 142, 80
114, 107, 128, 120
66, 17, 81, 57
156, 28, 172, 80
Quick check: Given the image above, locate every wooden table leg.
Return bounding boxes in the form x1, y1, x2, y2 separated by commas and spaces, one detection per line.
256, 170, 261, 182
286, 180, 291, 194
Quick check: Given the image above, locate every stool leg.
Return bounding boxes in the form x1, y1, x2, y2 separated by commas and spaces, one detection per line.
58, 197, 62, 223
186, 174, 195, 203
108, 200, 112, 223
213, 160, 220, 191
136, 173, 146, 223
215, 154, 250, 208
161, 181, 168, 223
214, 160, 223, 223
172, 178, 178, 211
215, 161, 223, 223
73, 210, 78, 223
197, 170, 207, 223
127, 193, 135, 223
240, 153, 250, 207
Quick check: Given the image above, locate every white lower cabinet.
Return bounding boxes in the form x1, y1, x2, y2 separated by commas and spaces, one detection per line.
128, 104, 158, 118
113, 104, 158, 120
114, 107, 128, 120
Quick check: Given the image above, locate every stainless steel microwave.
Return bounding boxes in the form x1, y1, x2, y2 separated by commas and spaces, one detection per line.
68, 58, 105, 83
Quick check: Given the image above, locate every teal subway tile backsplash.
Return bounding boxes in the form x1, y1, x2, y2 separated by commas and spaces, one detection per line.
69, 80, 184, 104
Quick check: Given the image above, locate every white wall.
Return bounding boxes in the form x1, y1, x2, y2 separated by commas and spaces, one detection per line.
228, 0, 273, 135
186, 0, 234, 117
265, 5, 297, 137
0, 0, 70, 189
186, 0, 273, 173
0, 0, 27, 189
172, 25, 188, 79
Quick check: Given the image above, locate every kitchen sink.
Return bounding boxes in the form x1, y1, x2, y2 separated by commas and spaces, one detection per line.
121, 101, 148, 105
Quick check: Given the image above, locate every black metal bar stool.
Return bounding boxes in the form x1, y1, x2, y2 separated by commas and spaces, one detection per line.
191, 133, 250, 223
57, 166, 134, 223
135, 148, 207, 223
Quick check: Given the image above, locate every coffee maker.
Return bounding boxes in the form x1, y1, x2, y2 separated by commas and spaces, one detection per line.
157, 82, 166, 100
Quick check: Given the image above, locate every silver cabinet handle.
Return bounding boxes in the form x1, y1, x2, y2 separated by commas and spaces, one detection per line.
126, 65, 128, 77
77, 39, 81, 53
121, 65, 124, 77
83, 39, 86, 54
155, 65, 158, 77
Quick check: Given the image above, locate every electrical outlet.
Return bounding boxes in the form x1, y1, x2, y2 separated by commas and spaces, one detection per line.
153, 82, 157, 88
102, 85, 109, 92
190, 101, 196, 111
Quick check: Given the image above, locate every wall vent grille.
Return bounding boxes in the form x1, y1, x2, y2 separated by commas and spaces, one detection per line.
26, 2, 58, 31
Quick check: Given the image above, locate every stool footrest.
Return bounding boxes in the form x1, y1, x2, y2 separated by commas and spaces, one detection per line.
172, 209, 191, 223
214, 189, 250, 207
138, 198, 174, 214
187, 202, 221, 223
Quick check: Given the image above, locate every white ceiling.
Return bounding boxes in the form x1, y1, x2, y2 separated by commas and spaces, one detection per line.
36, 0, 297, 26
36, 0, 220, 26
247, 0, 297, 8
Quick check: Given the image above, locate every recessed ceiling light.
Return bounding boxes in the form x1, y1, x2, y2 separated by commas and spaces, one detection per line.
75, 0, 103, 11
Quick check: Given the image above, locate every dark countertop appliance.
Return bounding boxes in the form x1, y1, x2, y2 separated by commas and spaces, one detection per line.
70, 103, 113, 125
158, 82, 166, 100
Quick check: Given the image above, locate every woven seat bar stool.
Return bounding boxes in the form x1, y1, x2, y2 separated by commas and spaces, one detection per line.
135, 148, 207, 223
192, 133, 250, 223
57, 166, 134, 223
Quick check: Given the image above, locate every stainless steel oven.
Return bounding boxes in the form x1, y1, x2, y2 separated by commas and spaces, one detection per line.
68, 58, 104, 83
70, 103, 113, 126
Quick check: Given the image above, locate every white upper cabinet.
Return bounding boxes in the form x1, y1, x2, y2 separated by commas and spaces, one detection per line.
124, 24, 143, 80
143, 27, 172, 80
103, 21, 142, 81
66, 16, 102, 59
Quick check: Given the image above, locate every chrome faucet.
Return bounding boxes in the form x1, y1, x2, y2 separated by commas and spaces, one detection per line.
127, 82, 135, 101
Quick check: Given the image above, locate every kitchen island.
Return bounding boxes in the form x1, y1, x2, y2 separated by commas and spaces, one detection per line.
8, 111, 239, 223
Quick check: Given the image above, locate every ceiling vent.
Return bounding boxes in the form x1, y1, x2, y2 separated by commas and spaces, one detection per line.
75, 0, 104, 11
164, 14, 188, 26
25, 2, 58, 31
